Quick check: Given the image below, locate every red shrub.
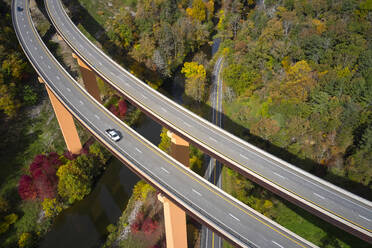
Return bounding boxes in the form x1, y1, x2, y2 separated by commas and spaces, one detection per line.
18, 175, 37, 200
142, 217, 158, 234
32, 168, 57, 200
18, 153, 62, 200
109, 105, 119, 116
118, 100, 127, 117
131, 222, 141, 234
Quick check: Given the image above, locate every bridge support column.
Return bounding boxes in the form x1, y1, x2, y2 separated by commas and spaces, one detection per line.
167, 131, 189, 167
39, 77, 82, 154
158, 194, 187, 248
72, 53, 101, 103
156, 131, 189, 248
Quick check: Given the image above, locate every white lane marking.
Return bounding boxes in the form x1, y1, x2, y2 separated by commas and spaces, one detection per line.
79, 100, 84, 105
161, 107, 167, 112
135, 147, 142, 153
23, 24, 26, 28
273, 172, 286, 179
313, 192, 325, 200
98, 62, 102, 66
26, 31, 29, 34
47, 65, 51, 69
161, 167, 170, 174
228, 213, 240, 222
209, 137, 217, 142
239, 153, 249, 160
30, 39, 33, 43
94, 114, 100, 120
272, 241, 284, 248
142, 94, 148, 99
40, 56, 43, 59
192, 189, 202, 196
66, 88, 71, 92
358, 215, 371, 222
184, 122, 192, 128
56, 76, 60, 80
21, 18, 24, 21
34, 47, 37, 50
61, 23, 64, 26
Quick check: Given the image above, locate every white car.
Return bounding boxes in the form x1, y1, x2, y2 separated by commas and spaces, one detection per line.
105, 129, 121, 142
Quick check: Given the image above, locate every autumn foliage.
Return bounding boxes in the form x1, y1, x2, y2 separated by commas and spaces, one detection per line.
142, 217, 158, 234
118, 100, 127, 116
108, 98, 127, 118
130, 211, 158, 235
18, 153, 62, 201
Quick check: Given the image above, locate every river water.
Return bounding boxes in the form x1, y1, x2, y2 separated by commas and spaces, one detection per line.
40, 116, 162, 248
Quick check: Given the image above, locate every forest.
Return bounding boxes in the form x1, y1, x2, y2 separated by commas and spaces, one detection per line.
219, 0, 371, 197
0, 0, 371, 247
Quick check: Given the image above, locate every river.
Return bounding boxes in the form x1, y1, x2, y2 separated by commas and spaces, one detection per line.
40, 116, 162, 248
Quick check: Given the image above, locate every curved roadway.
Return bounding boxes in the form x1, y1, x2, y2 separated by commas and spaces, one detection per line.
12, 0, 318, 247
44, 0, 372, 242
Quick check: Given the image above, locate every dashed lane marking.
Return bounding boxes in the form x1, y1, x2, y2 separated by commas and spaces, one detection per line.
192, 189, 202, 196
359, 215, 371, 222
229, 213, 240, 222
272, 241, 284, 248
273, 172, 286, 179
313, 193, 325, 200
239, 154, 249, 160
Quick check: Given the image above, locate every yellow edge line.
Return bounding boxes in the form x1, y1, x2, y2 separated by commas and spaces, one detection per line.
212, 232, 215, 247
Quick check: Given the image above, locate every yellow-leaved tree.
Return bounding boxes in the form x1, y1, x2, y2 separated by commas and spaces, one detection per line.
181, 62, 207, 102
280, 60, 316, 102
42, 198, 62, 218
57, 162, 91, 204
186, 0, 206, 22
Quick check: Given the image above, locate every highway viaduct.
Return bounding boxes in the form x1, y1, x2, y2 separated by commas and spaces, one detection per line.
41, 0, 372, 244
13, 0, 320, 247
